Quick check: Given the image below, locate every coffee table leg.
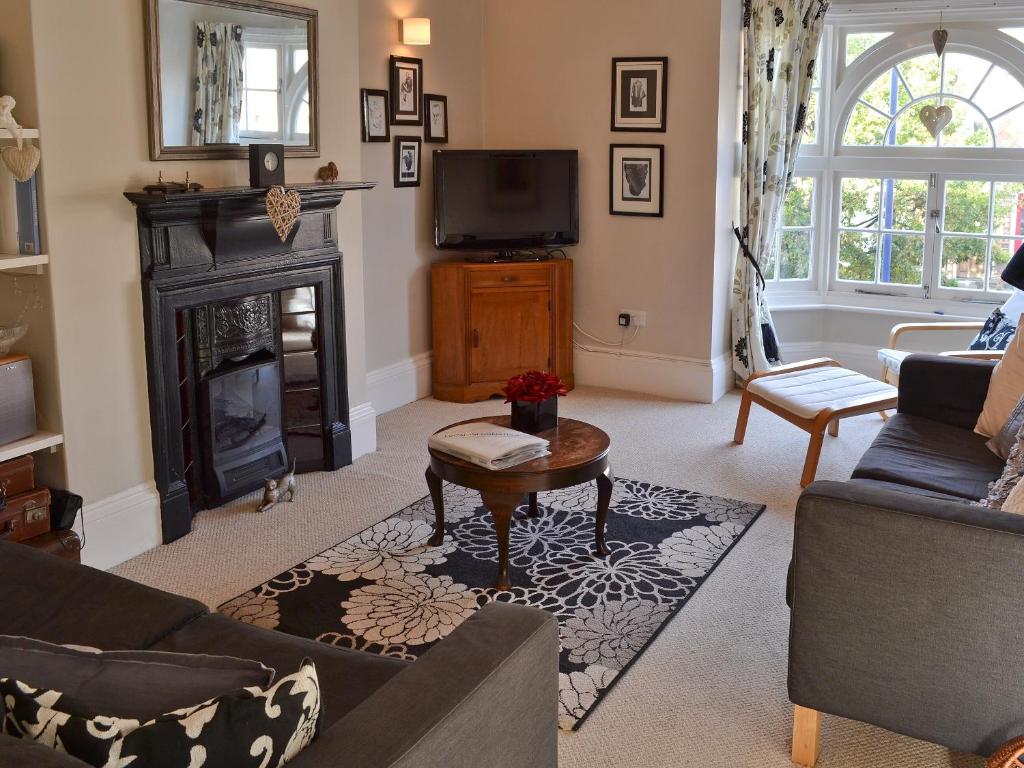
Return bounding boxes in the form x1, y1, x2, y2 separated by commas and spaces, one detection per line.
425, 466, 445, 546
594, 467, 614, 557
528, 492, 540, 518
481, 492, 523, 591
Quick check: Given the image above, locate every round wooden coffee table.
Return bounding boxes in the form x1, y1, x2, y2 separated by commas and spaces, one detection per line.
426, 416, 613, 591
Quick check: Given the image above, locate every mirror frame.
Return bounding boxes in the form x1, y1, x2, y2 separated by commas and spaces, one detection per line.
144, 0, 319, 161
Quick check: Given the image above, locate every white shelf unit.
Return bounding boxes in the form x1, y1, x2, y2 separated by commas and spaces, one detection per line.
0, 431, 63, 463
1, 127, 39, 141
0, 253, 48, 274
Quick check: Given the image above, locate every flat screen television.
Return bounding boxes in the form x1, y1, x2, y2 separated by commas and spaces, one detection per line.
433, 149, 579, 254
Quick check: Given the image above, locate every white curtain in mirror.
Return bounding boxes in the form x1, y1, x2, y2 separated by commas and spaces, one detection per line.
191, 22, 244, 146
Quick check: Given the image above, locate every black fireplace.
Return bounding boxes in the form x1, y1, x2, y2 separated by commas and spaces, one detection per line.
125, 182, 374, 543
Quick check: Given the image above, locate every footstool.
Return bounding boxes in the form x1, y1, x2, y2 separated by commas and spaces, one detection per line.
733, 358, 897, 487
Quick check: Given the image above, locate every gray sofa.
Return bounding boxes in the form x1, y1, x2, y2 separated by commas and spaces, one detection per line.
0, 540, 559, 767
789, 354, 1024, 764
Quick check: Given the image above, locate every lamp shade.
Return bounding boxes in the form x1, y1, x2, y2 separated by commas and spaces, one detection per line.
401, 18, 431, 45
1002, 242, 1024, 291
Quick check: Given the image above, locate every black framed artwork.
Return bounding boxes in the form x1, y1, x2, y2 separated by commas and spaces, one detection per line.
610, 144, 664, 217
424, 94, 449, 143
394, 136, 422, 187
390, 55, 424, 126
360, 88, 390, 143
611, 57, 668, 132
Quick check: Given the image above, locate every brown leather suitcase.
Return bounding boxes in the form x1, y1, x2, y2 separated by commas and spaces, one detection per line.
22, 530, 82, 563
0, 488, 51, 543
0, 455, 34, 499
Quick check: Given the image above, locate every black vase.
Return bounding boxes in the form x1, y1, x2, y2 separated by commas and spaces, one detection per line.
510, 396, 558, 434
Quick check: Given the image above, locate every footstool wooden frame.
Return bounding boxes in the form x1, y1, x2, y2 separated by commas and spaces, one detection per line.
733, 358, 898, 488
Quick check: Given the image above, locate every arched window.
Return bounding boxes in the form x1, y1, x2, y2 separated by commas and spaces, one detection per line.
770, 22, 1024, 303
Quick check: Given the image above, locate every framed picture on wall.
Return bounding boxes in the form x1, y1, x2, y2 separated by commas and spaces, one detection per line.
360, 88, 390, 142
394, 136, 422, 187
611, 57, 668, 132
610, 144, 664, 217
424, 94, 449, 143
390, 55, 424, 126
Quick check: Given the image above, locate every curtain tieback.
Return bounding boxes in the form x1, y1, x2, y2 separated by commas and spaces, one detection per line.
733, 226, 766, 292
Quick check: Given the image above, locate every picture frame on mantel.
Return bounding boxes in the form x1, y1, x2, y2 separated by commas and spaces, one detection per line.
610, 144, 664, 217
394, 136, 422, 187
390, 55, 424, 126
611, 57, 668, 132
361, 88, 390, 142
424, 94, 448, 143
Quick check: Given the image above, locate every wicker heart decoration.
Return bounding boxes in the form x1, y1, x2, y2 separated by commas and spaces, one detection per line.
987, 735, 1024, 768
933, 28, 948, 58
919, 105, 952, 138
266, 185, 301, 242
1, 143, 40, 182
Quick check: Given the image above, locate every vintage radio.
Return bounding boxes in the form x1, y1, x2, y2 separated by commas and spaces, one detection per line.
0, 355, 36, 446
0, 487, 50, 542
0, 455, 34, 499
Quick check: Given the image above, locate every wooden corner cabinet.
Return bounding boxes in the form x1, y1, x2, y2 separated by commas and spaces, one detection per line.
431, 259, 574, 403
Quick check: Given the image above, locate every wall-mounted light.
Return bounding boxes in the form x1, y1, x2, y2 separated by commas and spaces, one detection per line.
401, 17, 431, 46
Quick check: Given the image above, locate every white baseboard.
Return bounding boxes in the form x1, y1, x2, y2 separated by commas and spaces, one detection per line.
711, 352, 735, 401
349, 401, 377, 459
781, 341, 881, 377
366, 352, 432, 414
79, 482, 161, 571
573, 346, 732, 403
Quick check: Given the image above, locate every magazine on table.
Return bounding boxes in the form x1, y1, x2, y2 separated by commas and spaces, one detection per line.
428, 422, 550, 470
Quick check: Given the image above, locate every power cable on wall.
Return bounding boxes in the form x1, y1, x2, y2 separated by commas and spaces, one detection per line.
572, 322, 641, 355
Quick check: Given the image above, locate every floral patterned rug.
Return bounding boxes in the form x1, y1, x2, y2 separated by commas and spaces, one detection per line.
219, 479, 764, 730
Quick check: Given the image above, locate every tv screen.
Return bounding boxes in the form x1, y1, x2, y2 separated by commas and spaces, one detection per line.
433, 150, 579, 251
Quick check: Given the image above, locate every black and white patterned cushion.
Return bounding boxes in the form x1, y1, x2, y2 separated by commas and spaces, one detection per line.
0, 659, 320, 767
969, 308, 1018, 351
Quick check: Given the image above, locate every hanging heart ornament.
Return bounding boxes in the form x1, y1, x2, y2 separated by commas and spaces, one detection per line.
933, 28, 948, 57
919, 105, 953, 138
265, 185, 301, 242
1, 143, 40, 182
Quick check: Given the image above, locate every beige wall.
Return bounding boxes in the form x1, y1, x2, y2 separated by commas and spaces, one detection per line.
23, 0, 368, 505
358, 0, 484, 373
481, 0, 733, 363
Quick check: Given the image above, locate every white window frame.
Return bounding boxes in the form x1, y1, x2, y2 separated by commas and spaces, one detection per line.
239, 29, 309, 144
772, 10, 1024, 311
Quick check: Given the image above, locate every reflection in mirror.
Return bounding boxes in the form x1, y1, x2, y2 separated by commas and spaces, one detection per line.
150, 0, 317, 158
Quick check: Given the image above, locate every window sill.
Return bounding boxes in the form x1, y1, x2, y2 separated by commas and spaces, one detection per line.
767, 290, 994, 321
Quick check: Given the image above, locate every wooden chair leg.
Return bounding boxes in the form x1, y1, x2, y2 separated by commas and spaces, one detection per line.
792, 705, 821, 767
800, 427, 827, 488
828, 418, 839, 438
734, 389, 753, 445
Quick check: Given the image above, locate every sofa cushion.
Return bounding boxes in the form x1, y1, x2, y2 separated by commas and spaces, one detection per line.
0, 541, 207, 649
150, 613, 408, 729
852, 413, 1004, 500
0, 635, 272, 720
0, 733, 87, 767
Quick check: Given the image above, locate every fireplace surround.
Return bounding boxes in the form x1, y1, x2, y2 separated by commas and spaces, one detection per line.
125, 182, 373, 543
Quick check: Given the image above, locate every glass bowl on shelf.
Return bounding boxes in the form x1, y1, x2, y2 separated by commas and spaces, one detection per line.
0, 325, 28, 356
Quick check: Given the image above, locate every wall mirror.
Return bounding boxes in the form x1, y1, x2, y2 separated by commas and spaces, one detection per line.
145, 0, 319, 160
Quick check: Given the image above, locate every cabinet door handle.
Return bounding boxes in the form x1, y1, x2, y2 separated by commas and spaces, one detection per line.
472, 329, 480, 348
501, 275, 518, 282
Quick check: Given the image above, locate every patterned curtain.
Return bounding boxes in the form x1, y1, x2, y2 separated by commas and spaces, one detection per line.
731, 0, 829, 380
191, 23, 245, 146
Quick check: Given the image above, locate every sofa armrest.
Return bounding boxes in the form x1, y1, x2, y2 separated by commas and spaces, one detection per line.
789, 481, 1024, 756
289, 603, 558, 768
897, 353, 995, 430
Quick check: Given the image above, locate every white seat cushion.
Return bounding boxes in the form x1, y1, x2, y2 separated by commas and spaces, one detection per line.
747, 366, 897, 420
877, 348, 912, 376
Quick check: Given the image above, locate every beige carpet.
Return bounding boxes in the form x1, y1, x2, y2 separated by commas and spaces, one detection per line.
115, 387, 982, 768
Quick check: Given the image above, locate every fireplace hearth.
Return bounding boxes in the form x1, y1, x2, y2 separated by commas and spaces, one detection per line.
126, 182, 374, 543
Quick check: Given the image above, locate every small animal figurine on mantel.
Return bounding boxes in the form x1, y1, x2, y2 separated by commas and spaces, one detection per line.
316, 161, 339, 183
256, 460, 297, 513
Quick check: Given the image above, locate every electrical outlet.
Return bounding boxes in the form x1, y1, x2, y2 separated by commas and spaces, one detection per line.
620, 310, 647, 328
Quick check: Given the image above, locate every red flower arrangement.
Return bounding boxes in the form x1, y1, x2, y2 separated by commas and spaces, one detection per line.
503, 370, 568, 404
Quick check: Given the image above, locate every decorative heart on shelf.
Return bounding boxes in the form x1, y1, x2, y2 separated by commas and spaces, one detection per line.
265, 185, 301, 242
933, 28, 948, 57
1, 143, 40, 182
919, 104, 953, 138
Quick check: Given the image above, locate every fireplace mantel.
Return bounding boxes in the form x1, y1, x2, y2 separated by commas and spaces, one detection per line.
125, 182, 374, 543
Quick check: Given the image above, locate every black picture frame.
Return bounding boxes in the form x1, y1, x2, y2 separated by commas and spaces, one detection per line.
609, 144, 664, 217
424, 94, 449, 143
611, 57, 668, 132
360, 88, 390, 142
390, 55, 424, 126
394, 136, 422, 187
